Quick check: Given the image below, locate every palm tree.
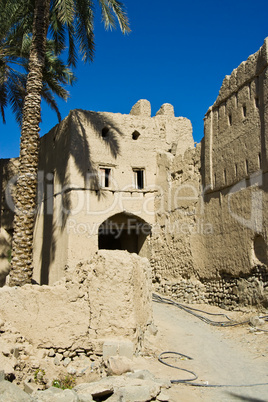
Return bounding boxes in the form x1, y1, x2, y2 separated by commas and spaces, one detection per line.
8, 0, 130, 286
0, 0, 75, 125
0, 36, 76, 126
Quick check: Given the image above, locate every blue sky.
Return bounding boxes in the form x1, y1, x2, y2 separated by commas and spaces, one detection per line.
1, 0, 268, 158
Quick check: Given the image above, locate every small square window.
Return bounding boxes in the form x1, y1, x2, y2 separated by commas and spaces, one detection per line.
99, 168, 111, 188
133, 169, 144, 189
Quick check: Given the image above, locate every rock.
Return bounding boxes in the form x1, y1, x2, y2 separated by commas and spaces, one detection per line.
63, 357, 71, 367
67, 367, 77, 375
2, 344, 11, 357
55, 353, 63, 361
32, 387, 79, 401
249, 316, 264, 327
157, 391, 170, 401
54, 356, 61, 366
0, 355, 16, 378
48, 349, 55, 357
24, 379, 39, 395
106, 356, 133, 376
128, 370, 171, 389
114, 382, 161, 401
74, 380, 114, 399
76, 394, 93, 402
0, 380, 32, 401
31, 359, 40, 369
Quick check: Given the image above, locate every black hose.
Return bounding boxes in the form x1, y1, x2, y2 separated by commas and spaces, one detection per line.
155, 294, 268, 388
158, 351, 197, 382
153, 293, 250, 327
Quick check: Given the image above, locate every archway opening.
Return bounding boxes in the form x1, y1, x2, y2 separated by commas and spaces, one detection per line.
98, 213, 151, 256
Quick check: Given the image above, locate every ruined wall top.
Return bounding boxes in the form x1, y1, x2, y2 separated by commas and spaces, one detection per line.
213, 37, 268, 108
155, 103, 175, 117
129, 99, 151, 117
129, 100, 175, 118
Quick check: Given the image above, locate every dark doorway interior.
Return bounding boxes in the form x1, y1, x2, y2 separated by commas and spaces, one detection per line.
98, 213, 150, 256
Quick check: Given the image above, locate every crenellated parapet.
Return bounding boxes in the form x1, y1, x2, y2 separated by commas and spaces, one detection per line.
215, 37, 268, 105
204, 37, 268, 192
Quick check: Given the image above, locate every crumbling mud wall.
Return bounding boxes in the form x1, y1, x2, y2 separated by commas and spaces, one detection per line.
151, 145, 204, 282
153, 39, 268, 309
201, 37, 268, 279
0, 251, 152, 353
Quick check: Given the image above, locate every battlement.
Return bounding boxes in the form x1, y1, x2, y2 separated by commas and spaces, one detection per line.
214, 37, 268, 107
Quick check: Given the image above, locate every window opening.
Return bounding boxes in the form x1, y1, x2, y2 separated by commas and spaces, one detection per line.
102, 127, 110, 139
132, 130, 140, 140
235, 163, 238, 177
133, 169, 144, 189
99, 168, 111, 188
258, 153, 262, 169
242, 105, 247, 118
228, 114, 232, 126
245, 160, 249, 175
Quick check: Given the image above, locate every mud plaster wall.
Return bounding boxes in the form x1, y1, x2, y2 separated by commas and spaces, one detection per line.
150, 145, 204, 281
200, 37, 268, 279
33, 101, 194, 285
0, 251, 152, 354
150, 39, 268, 309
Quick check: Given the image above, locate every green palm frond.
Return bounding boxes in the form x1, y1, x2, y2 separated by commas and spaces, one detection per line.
0, 0, 76, 126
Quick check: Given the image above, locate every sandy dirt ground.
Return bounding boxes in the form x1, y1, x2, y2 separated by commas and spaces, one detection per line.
133, 296, 268, 402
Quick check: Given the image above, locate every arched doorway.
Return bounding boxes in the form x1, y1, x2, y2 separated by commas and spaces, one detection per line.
98, 212, 151, 256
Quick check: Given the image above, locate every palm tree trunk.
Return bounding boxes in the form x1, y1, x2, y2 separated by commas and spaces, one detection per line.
9, 0, 50, 286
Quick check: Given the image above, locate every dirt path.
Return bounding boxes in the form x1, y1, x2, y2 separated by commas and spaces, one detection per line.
134, 298, 268, 401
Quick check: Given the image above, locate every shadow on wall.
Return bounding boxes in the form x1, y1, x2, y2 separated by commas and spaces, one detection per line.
39, 110, 125, 284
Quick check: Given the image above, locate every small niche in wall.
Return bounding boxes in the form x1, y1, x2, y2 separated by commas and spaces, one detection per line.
132, 130, 140, 140
235, 163, 238, 177
255, 97, 259, 109
102, 127, 110, 139
234, 93, 238, 107
228, 114, 232, 126
248, 83, 251, 98
242, 105, 247, 118
253, 235, 267, 265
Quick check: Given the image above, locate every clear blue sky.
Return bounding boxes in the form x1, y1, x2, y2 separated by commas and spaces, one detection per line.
1, 0, 268, 158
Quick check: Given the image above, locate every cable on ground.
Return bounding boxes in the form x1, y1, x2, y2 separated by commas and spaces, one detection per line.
155, 294, 268, 388
158, 352, 268, 387
153, 293, 251, 327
